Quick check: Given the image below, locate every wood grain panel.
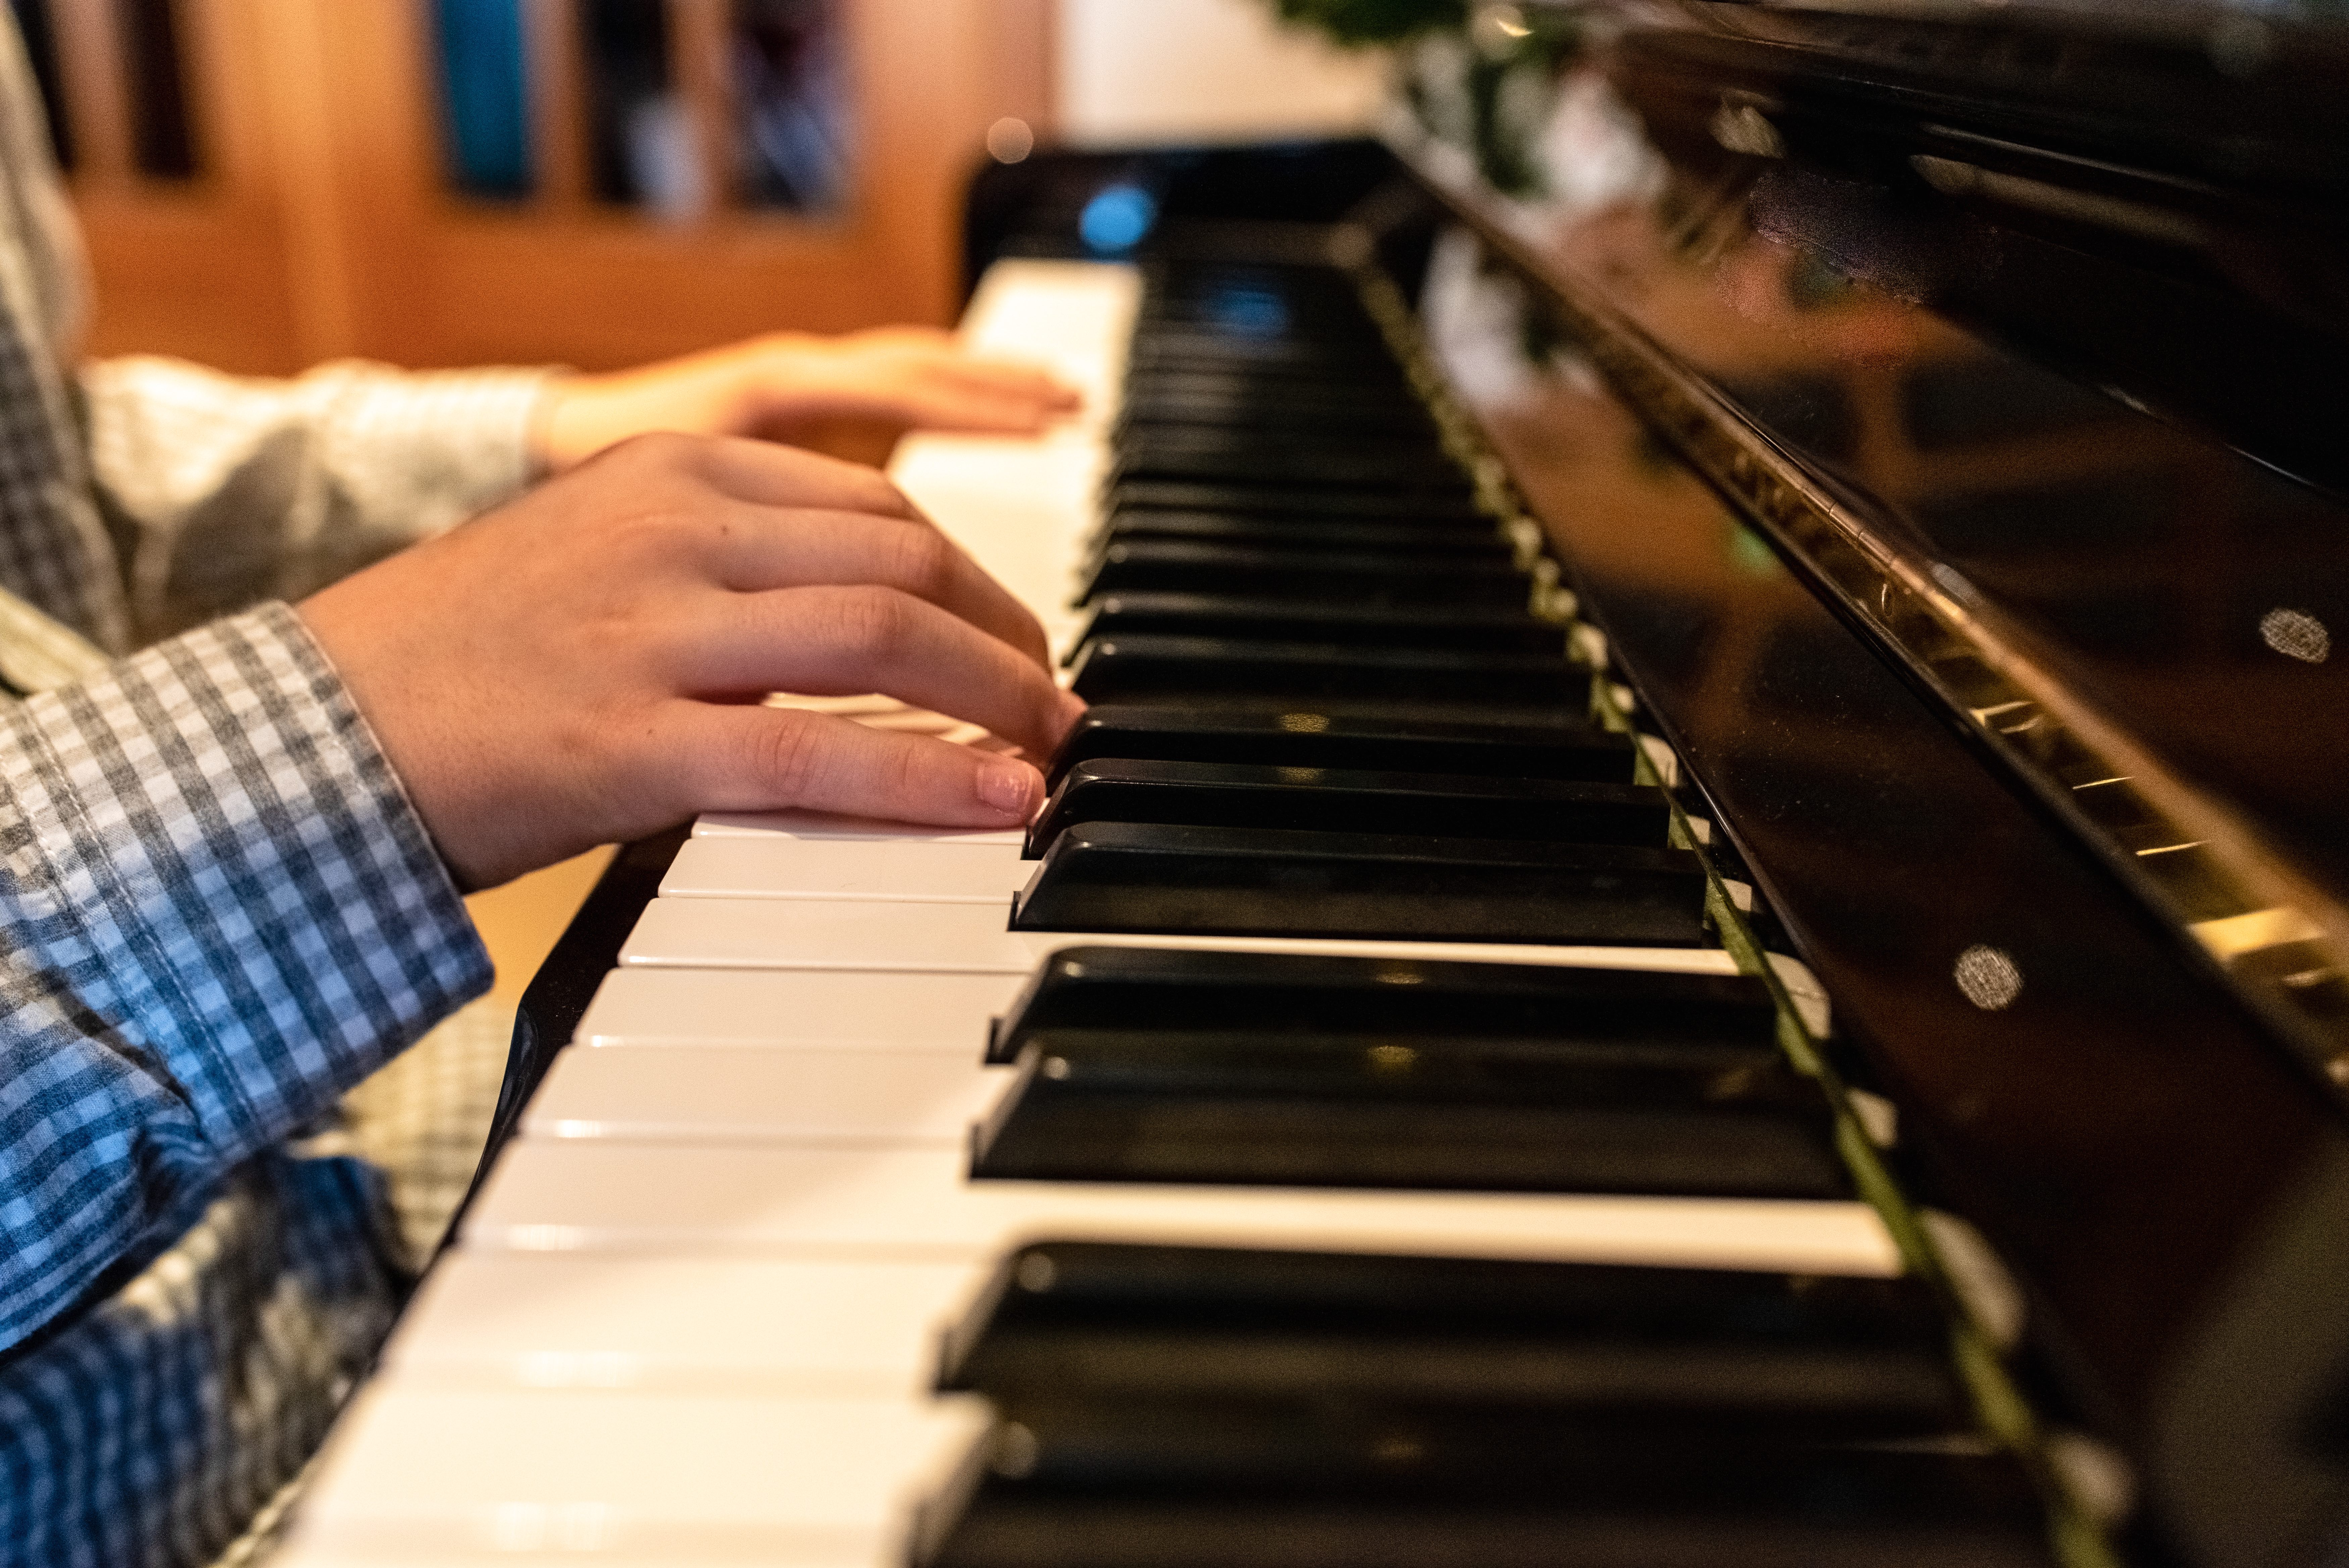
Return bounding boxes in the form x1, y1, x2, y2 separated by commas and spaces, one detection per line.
70, 0, 1056, 375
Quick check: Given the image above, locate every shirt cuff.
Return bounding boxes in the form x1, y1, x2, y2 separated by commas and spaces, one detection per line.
0, 601, 491, 1168
316, 363, 556, 519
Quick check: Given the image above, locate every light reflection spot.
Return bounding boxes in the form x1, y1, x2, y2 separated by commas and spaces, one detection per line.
1954, 945, 2023, 1011
2259, 607, 2330, 664
985, 117, 1033, 164
1078, 183, 1157, 255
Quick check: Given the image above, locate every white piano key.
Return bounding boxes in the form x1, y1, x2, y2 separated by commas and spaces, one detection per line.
572, 968, 1023, 1051
877, 260, 1135, 660
463, 1141, 1902, 1278
520, 1045, 1005, 1146
693, 808, 1025, 845
616, 898, 1836, 1035
896, 443, 1104, 655
622, 893, 1764, 977
382, 1252, 980, 1399
952, 258, 1140, 394
283, 258, 1143, 1561
279, 1386, 985, 1566
660, 837, 1027, 903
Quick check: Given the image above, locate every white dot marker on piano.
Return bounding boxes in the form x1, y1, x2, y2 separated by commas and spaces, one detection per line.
1953, 945, 2023, 1011
993, 1423, 1040, 1478
2259, 607, 2330, 664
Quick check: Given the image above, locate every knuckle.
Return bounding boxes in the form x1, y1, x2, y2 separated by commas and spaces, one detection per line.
883, 740, 932, 805
605, 428, 705, 470
750, 710, 830, 798
854, 469, 917, 517
602, 502, 709, 564
825, 584, 914, 658
886, 525, 957, 599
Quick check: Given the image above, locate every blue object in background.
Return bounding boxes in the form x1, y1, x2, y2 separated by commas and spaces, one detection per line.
1202, 285, 1289, 338
435, 0, 532, 198
1079, 183, 1158, 256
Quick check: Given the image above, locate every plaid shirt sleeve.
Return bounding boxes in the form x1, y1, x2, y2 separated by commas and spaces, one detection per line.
79, 357, 553, 645
0, 601, 491, 1353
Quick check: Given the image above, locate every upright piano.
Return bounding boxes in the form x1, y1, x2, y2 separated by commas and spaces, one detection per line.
273, 3, 2349, 1564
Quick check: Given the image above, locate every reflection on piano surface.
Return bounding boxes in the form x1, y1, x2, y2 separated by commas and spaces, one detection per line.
276, 5, 2349, 1565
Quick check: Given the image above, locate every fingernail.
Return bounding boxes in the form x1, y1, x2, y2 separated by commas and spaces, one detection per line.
977, 760, 1042, 819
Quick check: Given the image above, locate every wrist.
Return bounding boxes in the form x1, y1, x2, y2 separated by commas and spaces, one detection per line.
527, 372, 577, 478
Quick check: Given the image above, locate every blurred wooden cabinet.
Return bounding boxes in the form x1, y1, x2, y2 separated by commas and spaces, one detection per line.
23, 0, 1050, 374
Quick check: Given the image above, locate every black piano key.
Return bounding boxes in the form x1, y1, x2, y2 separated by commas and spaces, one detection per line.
1112, 434, 1461, 492
913, 1407, 2054, 1568
1140, 293, 1369, 324
939, 1243, 1961, 1427
1138, 291, 1377, 321
1133, 291, 1382, 328
1025, 760, 1670, 858
1124, 380, 1437, 427
1080, 541, 1528, 607
1125, 352, 1406, 389
1118, 394, 1439, 438
1113, 387, 1428, 420
968, 1029, 1843, 1196
1106, 479, 1482, 522
1090, 512, 1508, 556
1010, 823, 1709, 946
1065, 635, 1575, 707
1128, 332, 1400, 373
1048, 706, 1631, 786
1069, 596, 1564, 657
1120, 353, 1412, 382
1138, 296, 1373, 329
989, 947, 1780, 1064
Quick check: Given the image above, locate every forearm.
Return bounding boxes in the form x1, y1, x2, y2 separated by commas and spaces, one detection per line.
81, 357, 552, 644
0, 604, 488, 1350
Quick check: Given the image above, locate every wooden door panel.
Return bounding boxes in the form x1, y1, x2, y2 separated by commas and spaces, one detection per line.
63, 0, 1052, 374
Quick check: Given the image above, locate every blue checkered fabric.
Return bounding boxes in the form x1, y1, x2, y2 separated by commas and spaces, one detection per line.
0, 610, 490, 1349
0, 12, 557, 1562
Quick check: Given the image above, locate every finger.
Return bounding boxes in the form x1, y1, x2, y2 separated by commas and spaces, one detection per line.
662, 702, 1048, 827
929, 357, 1082, 409
699, 508, 1049, 667
846, 325, 960, 353
766, 366, 1071, 435
684, 583, 1080, 756
855, 382, 1070, 435
680, 434, 924, 520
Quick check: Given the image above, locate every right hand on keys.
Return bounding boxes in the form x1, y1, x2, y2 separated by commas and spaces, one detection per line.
297, 432, 1083, 891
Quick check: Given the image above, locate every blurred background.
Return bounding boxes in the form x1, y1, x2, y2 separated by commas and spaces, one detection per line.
15, 0, 1386, 377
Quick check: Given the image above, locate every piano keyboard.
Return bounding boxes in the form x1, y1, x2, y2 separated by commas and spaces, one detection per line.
274, 254, 2060, 1565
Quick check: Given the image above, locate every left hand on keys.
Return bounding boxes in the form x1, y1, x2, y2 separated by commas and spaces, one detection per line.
535, 327, 1080, 472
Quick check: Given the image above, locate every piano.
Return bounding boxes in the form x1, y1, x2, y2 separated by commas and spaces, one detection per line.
271, 4, 2349, 1564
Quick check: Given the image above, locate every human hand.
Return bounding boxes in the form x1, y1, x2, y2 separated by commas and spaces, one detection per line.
537, 327, 1080, 472
297, 433, 1082, 890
